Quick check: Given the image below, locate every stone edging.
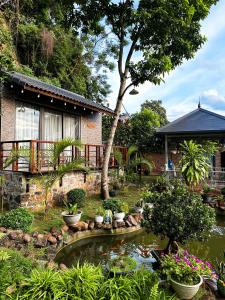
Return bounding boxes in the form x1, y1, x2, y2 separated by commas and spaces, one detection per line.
55, 225, 143, 260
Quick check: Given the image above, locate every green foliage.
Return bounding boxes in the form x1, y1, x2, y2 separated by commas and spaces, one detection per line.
143, 183, 216, 250
180, 140, 217, 187
0, 208, 33, 231
67, 188, 86, 208
103, 199, 129, 214
0, 248, 34, 297
63, 202, 79, 215
221, 187, 225, 196
108, 256, 137, 273
54, 263, 103, 300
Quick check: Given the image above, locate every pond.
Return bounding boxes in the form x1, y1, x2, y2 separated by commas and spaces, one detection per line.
56, 216, 225, 268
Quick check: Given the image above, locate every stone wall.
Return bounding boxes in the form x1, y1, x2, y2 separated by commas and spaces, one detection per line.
2, 170, 102, 209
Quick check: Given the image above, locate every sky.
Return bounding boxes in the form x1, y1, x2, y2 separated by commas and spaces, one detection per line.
106, 1, 225, 121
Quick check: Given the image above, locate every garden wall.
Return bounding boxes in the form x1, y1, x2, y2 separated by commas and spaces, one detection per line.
1, 170, 102, 209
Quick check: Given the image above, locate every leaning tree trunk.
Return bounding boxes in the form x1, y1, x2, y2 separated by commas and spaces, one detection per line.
101, 78, 127, 199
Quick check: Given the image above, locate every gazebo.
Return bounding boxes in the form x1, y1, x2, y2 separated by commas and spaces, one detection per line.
156, 104, 225, 173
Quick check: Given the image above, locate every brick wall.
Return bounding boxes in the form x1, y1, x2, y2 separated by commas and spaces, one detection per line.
81, 112, 102, 145
1, 87, 16, 141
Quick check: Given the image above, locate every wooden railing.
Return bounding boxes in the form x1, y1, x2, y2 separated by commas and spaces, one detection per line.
0, 140, 128, 174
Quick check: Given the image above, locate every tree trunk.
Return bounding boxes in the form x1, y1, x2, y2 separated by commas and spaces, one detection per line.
101, 78, 127, 199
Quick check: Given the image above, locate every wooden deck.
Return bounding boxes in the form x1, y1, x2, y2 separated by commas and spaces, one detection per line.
0, 140, 127, 174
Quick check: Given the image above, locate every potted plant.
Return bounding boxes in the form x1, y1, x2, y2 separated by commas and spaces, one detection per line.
114, 202, 129, 222
135, 199, 144, 214
61, 202, 82, 226
95, 207, 105, 223
202, 185, 212, 203
160, 253, 203, 299
216, 195, 225, 208
216, 253, 225, 297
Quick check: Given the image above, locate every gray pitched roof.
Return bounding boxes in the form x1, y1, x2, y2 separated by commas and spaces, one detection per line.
8, 71, 114, 114
157, 107, 225, 135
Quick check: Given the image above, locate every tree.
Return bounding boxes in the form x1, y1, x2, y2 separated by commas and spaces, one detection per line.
129, 107, 160, 153
73, 0, 218, 199
180, 140, 217, 188
141, 100, 168, 126
143, 181, 216, 253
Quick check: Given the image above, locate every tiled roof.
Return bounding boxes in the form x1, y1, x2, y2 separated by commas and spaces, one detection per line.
8, 72, 114, 114
157, 108, 225, 135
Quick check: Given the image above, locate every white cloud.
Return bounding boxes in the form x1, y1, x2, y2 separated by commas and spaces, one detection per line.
202, 89, 225, 103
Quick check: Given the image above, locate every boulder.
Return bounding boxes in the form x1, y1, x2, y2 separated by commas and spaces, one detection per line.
125, 220, 132, 227
59, 263, 68, 271
8, 232, 18, 240
0, 227, 7, 233
127, 215, 138, 226
117, 221, 125, 228
112, 220, 118, 229
57, 235, 63, 241
23, 233, 32, 243
70, 221, 88, 231
95, 222, 103, 229
35, 234, 47, 248
47, 235, 57, 245
103, 223, 112, 230
61, 225, 69, 233
88, 221, 95, 230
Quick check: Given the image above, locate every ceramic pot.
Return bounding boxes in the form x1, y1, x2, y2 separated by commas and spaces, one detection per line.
95, 215, 104, 223
61, 211, 81, 226
135, 207, 143, 214
114, 212, 125, 222
171, 275, 203, 299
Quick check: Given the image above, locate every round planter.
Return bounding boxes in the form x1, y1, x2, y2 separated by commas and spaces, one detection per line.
95, 215, 104, 223
218, 280, 225, 297
135, 207, 143, 214
171, 275, 203, 300
62, 211, 81, 226
114, 212, 125, 222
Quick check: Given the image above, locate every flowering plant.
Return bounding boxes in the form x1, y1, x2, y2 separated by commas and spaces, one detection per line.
160, 250, 217, 285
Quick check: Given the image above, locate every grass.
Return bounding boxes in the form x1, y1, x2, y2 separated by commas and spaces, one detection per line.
30, 184, 145, 233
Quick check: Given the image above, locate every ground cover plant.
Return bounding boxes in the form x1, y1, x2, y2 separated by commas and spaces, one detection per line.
0, 208, 33, 232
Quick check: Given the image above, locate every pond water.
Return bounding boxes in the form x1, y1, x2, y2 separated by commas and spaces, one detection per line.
56, 216, 225, 268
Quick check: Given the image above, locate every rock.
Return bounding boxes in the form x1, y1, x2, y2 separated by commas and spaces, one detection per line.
47, 235, 57, 245
35, 234, 47, 248
125, 220, 132, 227
70, 221, 88, 231
47, 261, 58, 269
61, 225, 69, 233
117, 221, 125, 228
8, 232, 18, 240
57, 235, 63, 241
127, 215, 138, 226
50, 226, 58, 234
88, 221, 95, 230
103, 223, 112, 230
133, 214, 141, 223
0, 227, 7, 233
32, 232, 39, 238
112, 220, 118, 229
23, 233, 32, 243
59, 263, 68, 271
95, 222, 103, 229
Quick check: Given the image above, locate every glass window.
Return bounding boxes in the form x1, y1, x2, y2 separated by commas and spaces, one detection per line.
16, 101, 40, 140
43, 109, 62, 141
63, 114, 80, 139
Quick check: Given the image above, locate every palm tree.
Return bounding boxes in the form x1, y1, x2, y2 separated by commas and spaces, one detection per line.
4, 138, 88, 213
114, 145, 153, 185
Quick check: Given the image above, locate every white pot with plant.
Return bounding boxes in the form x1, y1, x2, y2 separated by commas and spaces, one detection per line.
135, 199, 144, 214
95, 207, 105, 223
62, 202, 82, 226
114, 202, 129, 222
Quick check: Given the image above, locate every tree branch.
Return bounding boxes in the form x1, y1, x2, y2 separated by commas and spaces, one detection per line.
121, 82, 134, 98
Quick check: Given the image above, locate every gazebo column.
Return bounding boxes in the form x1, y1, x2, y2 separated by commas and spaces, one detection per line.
165, 135, 168, 171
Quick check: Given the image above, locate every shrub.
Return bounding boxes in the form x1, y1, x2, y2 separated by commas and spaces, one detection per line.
0, 208, 33, 231
55, 263, 103, 300
221, 187, 225, 196
143, 183, 216, 252
0, 248, 34, 297
67, 188, 86, 208
103, 199, 129, 213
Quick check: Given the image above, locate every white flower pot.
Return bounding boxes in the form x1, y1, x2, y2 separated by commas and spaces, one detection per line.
95, 215, 104, 223
145, 203, 154, 209
62, 211, 81, 226
171, 275, 203, 299
135, 207, 143, 214
114, 212, 125, 222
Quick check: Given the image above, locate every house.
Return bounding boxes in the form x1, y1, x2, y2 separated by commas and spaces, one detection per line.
156, 104, 225, 185
0, 72, 126, 208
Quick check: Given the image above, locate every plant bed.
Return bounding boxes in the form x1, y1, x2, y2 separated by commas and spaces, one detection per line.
107, 256, 137, 276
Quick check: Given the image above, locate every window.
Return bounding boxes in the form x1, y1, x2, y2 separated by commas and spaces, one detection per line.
43, 109, 62, 141
16, 101, 40, 140
63, 114, 80, 139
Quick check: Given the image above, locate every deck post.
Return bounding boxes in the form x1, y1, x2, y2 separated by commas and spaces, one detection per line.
165, 135, 168, 171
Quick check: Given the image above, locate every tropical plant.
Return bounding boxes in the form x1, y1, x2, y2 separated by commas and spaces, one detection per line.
114, 145, 153, 184
67, 188, 86, 208
180, 140, 217, 187
103, 199, 129, 214
0, 208, 33, 232
143, 183, 216, 252
216, 252, 225, 297
63, 202, 80, 215
95, 207, 105, 216
55, 263, 103, 300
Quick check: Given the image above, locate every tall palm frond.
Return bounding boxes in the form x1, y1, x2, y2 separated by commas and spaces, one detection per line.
52, 138, 83, 164
114, 150, 123, 169
4, 147, 31, 169
127, 145, 138, 159
129, 157, 153, 172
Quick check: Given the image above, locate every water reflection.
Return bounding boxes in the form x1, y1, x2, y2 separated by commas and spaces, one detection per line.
56, 217, 225, 268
